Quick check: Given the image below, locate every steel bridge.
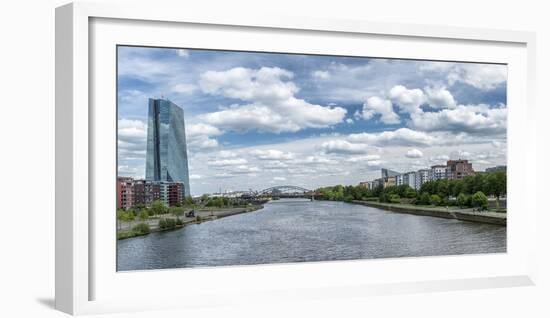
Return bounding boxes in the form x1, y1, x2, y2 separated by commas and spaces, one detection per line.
256, 185, 315, 199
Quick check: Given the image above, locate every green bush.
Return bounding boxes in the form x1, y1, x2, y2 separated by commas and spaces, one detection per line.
417, 192, 431, 205
404, 187, 417, 199
132, 223, 150, 235
138, 210, 149, 221
158, 218, 177, 230
429, 194, 442, 206
471, 191, 488, 210
158, 218, 167, 229
388, 194, 400, 203
175, 218, 183, 226
151, 200, 168, 215
456, 193, 468, 208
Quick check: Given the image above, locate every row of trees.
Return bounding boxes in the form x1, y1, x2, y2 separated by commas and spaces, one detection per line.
316, 171, 506, 210
418, 172, 506, 208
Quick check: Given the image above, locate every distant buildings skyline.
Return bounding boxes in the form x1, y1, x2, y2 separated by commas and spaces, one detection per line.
361, 160, 502, 191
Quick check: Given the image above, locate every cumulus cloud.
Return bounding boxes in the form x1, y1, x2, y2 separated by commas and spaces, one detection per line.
430, 154, 450, 162
347, 128, 435, 147
320, 140, 370, 154
250, 149, 294, 160
217, 150, 239, 158
420, 62, 507, 91
345, 154, 381, 163
171, 83, 197, 94
229, 165, 261, 175
292, 156, 338, 165
208, 158, 248, 167
186, 123, 222, 150
118, 119, 147, 158
405, 148, 423, 158
409, 104, 507, 135
424, 86, 456, 109
450, 150, 472, 160
360, 96, 400, 124
389, 85, 425, 114
312, 70, 330, 80
199, 67, 347, 133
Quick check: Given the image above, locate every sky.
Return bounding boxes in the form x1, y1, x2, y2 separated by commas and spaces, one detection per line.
117, 46, 507, 196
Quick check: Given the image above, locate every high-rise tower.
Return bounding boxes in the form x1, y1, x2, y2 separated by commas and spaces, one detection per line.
145, 98, 190, 196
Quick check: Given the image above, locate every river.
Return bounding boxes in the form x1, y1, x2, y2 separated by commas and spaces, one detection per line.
117, 199, 506, 271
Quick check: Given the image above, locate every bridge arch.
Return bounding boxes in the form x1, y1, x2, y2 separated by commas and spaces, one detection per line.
257, 185, 312, 195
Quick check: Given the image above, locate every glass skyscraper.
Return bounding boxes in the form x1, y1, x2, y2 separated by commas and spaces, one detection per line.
145, 98, 191, 197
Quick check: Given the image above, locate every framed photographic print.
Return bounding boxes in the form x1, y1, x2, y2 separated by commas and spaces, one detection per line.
56, 1, 537, 315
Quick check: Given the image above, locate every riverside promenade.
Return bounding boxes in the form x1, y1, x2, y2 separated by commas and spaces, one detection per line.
118, 205, 264, 239
351, 200, 507, 226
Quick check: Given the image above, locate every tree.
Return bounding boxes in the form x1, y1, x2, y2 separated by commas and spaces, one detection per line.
417, 192, 431, 205
471, 191, 488, 210
457, 193, 468, 208
404, 186, 417, 199
116, 209, 126, 231
151, 200, 167, 215
430, 194, 442, 206
435, 179, 450, 198
170, 206, 184, 218
420, 181, 435, 195
486, 172, 506, 208
138, 210, 149, 221
117, 210, 135, 230
185, 197, 195, 206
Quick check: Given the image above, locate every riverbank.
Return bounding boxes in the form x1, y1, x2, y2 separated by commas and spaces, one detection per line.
117, 205, 264, 240
349, 200, 506, 226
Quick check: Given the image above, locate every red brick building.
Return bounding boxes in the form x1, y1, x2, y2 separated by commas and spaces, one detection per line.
158, 182, 185, 207
116, 177, 134, 210
133, 179, 161, 207
446, 159, 475, 179
117, 177, 184, 209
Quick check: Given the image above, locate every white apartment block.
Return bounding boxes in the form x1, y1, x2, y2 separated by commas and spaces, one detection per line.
404, 172, 416, 189
396, 174, 404, 186
430, 165, 447, 181
415, 169, 431, 190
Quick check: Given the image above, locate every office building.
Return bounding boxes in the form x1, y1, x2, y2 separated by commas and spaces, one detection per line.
146, 98, 191, 196
381, 168, 401, 179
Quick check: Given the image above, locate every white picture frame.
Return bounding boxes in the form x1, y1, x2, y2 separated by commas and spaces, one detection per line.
55, 1, 537, 315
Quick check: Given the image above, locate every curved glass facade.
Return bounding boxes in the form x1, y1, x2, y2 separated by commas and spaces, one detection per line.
145, 98, 190, 196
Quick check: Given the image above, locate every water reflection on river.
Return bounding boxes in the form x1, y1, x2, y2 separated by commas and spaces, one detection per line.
117, 199, 506, 271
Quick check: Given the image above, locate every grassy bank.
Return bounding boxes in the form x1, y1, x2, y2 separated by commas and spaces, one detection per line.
350, 200, 506, 226
117, 204, 264, 240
